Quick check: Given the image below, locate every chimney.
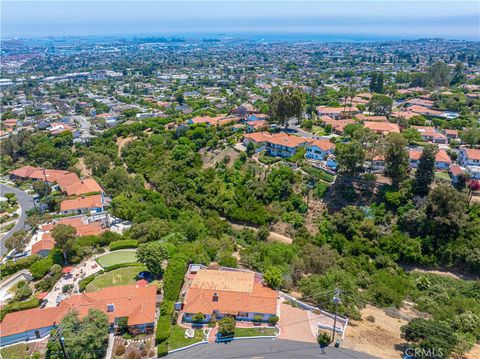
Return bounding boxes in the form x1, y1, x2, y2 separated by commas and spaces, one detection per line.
212, 292, 219, 302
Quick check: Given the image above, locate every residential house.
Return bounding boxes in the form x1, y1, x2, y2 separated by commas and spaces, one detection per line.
363, 121, 400, 135
0, 285, 156, 346
409, 148, 452, 170
449, 164, 465, 185
413, 126, 448, 144
60, 194, 105, 215
246, 120, 268, 133
459, 148, 480, 179
305, 139, 335, 161
181, 267, 277, 323
317, 106, 359, 119
242, 132, 311, 157
443, 129, 459, 141
318, 116, 355, 135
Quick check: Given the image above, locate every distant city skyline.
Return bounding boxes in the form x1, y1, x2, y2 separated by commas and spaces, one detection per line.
2, 1, 479, 40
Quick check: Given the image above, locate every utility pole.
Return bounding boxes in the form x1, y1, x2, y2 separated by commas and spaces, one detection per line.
331, 288, 341, 345
51, 325, 70, 359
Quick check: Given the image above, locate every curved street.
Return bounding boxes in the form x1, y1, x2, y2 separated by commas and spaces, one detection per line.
167, 338, 378, 359
0, 183, 35, 256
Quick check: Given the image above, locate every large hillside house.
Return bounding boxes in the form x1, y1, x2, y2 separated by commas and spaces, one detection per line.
181, 266, 278, 323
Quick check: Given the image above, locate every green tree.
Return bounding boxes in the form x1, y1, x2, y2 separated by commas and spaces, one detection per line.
335, 141, 365, 176
384, 133, 409, 188
136, 241, 168, 277
413, 144, 438, 197
218, 316, 236, 337
425, 186, 467, 244
246, 141, 255, 157
450, 62, 466, 86
84, 152, 111, 177
369, 72, 384, 93
268, 87, 305, 127
427, 61, 451, 87
46, 309, 109, 359
52, 224, 76, 264
402, 127, 421, 144
264, 266, 283, 289
460, 127, 480, 148
368, 94, 393, 115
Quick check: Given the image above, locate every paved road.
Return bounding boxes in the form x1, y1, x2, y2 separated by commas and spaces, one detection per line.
168, 339, 378, 359
0, 184, 35, 255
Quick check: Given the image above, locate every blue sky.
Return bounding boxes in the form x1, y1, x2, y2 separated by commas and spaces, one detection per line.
2, 1, 479, 40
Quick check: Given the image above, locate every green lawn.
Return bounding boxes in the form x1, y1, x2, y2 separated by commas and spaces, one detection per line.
234, 327, 278, 337
168, 325, 204, 350
312, 125, 325, 136
96, 250, 137, 268
435, 172, 451, 182
0, 343, 42, 359
86, 265, 146, 292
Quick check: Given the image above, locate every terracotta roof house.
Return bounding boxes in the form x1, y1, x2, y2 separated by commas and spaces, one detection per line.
305, 139, 335, 161
459, 148, 480, 179
60, 194, 104, 214
413, 126, 448, 144
409, 148, 452, 170
316, 106, 359, 119
0, 285, 156, 346
31, 235, 55, 257
318, 116, 355, 134
363, 121, 400, 135
182, 267, 277, 323
242, 132, 312, 157
406, 105, 443, 117
8, 166, 103, 196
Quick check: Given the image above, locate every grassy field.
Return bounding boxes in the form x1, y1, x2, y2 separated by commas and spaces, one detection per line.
234, 327, 278, 337
86, 265, 145, 292
0, 343, 43, 359
168, 325, 204, 350
96, 250, 137, 268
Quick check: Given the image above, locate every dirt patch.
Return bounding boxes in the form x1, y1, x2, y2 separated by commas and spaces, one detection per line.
201, 146, 240, 169
342, 305, 408, 359
401, 264, 479, 281
304, 196, 325, 234
116, 135, 137, 158
465, 344, 480, 359
75, 157, 91, 177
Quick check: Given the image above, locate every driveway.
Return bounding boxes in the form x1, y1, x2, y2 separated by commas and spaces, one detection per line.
167, 338, 378, 359
278, 302, 317, 343
0, 184, 35, 255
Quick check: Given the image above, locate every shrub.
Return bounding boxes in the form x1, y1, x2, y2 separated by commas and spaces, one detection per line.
157, 342, 168, 357
0, 255, 40, 279
103, 262, 142, 272
156, 316, 171, 343
29, 257, 53, 279
160, 300, 174, 316
253, 314, 263, 322
78, 273, 99, 292
268, 315, 279, 325
115, 344, 126, 356
218, 316, 236, 337
0, 297, 40, 321
192, 312, 205, 323
109, 239, 139, 251
14, 285, 32, 301
317, 331, 331, 347
163, 255, 188, 301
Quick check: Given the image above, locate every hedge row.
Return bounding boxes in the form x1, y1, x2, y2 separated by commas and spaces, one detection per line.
0, 255, 40, 280
109, 239, 139, 251
156, 315, 171, 343
78, 271, 102, 292
301, 165, 335, 183
157, 341, 168, 357
0, 297, 40, 321
163, 255, 188, 301
103, 262, 142, 272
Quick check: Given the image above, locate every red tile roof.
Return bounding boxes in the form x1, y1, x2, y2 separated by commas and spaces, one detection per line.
31, 237, 55, 255
364, 121, 400, 134
183, 269, 277, 316
464, 148, 480, 161
60, 194, 103, 212
307, 139, 335, 152
0, 285, 157, 338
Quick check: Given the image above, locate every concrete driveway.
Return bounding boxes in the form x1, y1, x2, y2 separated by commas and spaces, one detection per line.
0, 184, 35, 255
278, 302, 317, 343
